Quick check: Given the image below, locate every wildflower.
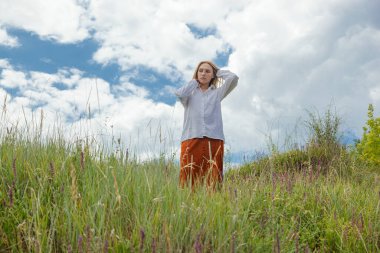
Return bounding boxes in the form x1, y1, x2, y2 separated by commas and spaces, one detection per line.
8, 181, 14, 207
152, 238, 157, 253
80, 150, 85, 170
194, 233, 202, 253
103, 239, 109, 253
12, 158, 17, 179
86, 225, 91, 252
78, 235, 83, 253
140, 228, 146, 253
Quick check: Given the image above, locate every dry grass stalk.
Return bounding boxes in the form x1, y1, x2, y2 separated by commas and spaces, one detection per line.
112, 168, 121, 206
70, 164, 81, 207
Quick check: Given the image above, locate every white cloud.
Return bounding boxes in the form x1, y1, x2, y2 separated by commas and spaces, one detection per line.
112, 80, 149, 98
215, 0, 380, 151
0, 59, 11, 68
0, 26, 19, 47
370, 86, 380, 102
89, 0, 234, 78
0, 63, 181, 158
0, 68, 28, 88
1, 0, 380, 158
0, 0, 90, 43
0, 87, 10, 108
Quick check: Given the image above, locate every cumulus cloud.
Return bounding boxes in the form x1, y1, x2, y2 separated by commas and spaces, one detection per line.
0, 62, 181, 158
0, 0, 90, 43
0, 59, 11, 68
79, 0, 380, 152
89, 0, 242, 78
0, 26, 19, 47
1, 0, 380, 158
216, 0, 380, 151
0, 68, 28, 88
369, 83, 380, 102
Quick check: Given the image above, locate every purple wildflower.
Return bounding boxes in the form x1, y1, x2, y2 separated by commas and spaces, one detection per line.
8, 182, 14, 207
78, 235, 83, 253
139, 228, 145, 253
103, 239, 109, 253
12, 158, 17, 179
194, 233, 202, 253
80, 150, 85, 170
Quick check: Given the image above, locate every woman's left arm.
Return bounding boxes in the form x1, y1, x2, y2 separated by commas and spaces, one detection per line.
217, 69, 239, 100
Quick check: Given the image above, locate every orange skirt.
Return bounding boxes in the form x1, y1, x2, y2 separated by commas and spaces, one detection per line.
179, 137, 224, 188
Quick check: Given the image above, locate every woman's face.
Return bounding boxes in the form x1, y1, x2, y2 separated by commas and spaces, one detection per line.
197, 63, 214, 86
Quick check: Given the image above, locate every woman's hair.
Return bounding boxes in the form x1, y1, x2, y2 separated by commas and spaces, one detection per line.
192, 61, 221, 87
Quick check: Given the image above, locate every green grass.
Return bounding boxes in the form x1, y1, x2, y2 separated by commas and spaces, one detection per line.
0, 129, 379, 252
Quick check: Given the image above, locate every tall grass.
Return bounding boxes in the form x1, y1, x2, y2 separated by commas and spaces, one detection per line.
0, 111, 379, 252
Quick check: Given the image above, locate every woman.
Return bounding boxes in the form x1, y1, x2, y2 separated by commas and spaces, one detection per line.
175, 61, 239, 189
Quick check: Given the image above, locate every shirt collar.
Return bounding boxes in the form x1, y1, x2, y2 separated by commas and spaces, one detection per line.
197, 84, 216, 90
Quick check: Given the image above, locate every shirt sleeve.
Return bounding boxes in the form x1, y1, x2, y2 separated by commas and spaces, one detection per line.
175, 79, 198, 106
216, 69, 239, 100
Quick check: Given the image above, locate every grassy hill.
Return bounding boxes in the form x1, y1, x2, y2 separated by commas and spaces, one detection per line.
0, 108, 379, 252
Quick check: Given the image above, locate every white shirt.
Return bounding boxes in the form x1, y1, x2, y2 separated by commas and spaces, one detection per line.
175, 69, 239, 142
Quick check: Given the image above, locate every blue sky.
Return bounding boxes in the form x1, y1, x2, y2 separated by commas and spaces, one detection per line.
1, 29, 173, 104
1, 27, 232, 105
1, 0, 380, 165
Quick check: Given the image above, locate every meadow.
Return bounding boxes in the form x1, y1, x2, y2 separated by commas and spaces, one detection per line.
0, 109, 379, 252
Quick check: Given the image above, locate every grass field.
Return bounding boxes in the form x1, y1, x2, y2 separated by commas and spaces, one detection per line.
0, 112, 379, 252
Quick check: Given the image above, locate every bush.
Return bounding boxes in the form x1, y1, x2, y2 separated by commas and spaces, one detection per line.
356, 104, 380, 167
304, 106, 341, 148
231, 106, 348, 180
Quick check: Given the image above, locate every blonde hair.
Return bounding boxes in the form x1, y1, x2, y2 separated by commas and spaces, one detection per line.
192, 61, 221, 87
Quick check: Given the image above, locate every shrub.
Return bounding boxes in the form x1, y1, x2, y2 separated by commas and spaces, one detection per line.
232, 106, 347, 179
302, 106, 345, 170
304, 106, 341, 149
356, 104, 380, 167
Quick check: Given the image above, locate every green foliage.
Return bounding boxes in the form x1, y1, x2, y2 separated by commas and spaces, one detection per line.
303, 106, 344, 167
273, 106, 345, 172
232, 106, 354, 183
357, 104, 380, 167
272, 149, 309, 170
1, 132, 379, 252
305, 106, 341, 148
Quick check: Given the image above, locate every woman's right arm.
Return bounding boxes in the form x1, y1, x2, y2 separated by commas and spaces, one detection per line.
175, 79, 198, 106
